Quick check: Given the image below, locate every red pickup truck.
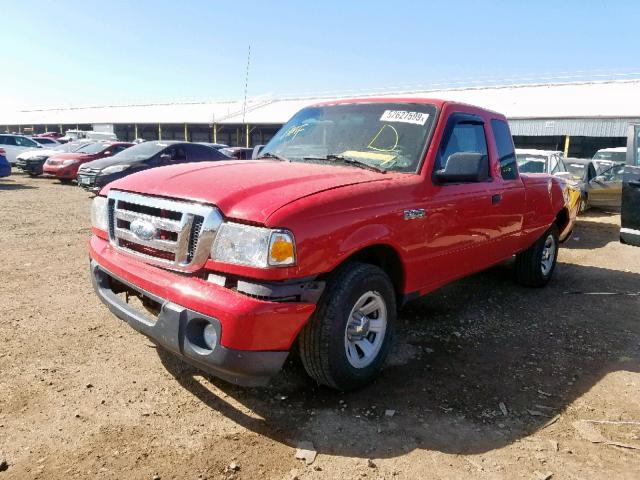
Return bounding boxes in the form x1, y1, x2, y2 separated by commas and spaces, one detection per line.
89, 98, 572, 390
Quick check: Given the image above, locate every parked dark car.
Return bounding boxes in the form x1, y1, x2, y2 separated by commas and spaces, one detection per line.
77, 141, 229, 192
0, 148, 10, 177
621, 124, 640, 246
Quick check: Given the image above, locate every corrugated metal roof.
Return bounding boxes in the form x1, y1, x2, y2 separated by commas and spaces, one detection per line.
2, 79, 640, 131
509, 117, 640, 137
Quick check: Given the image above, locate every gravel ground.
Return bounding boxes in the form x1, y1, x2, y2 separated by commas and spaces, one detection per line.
1, 173, 639, 480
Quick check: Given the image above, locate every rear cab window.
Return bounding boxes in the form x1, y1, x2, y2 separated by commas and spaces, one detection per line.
491, 119, 518, 180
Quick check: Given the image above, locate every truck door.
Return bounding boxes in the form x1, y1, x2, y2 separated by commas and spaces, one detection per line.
621, 124, 640, 246
422, 113, 496, 285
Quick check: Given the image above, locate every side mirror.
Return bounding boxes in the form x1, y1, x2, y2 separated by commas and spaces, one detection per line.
435, 152, 489, 183
252, 145, 265, 159
159, 153, 172, 163
103, 151, 111, 156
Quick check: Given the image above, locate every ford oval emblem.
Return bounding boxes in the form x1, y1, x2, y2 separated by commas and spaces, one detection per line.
130, 218, 157, 241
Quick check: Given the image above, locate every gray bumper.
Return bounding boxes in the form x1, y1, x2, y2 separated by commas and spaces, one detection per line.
90, 260, 289, 386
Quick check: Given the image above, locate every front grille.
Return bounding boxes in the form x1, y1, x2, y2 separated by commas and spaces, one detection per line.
107, 190, 222, 272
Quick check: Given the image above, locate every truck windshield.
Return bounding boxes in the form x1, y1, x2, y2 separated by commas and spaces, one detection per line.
516, 154, 548, 173
260, 102, 437, 173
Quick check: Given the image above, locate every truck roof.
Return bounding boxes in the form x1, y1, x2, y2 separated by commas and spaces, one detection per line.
309, 97, 505, 117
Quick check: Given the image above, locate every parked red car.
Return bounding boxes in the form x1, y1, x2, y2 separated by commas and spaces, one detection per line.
43, 142, 133, 181
36, 132, 64, 139
89, 98, 574, 389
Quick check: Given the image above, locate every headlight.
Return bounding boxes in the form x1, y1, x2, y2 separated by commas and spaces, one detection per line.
101, 164, 130, 174
211, 222, 296, 268
62, 159, 78, 166
91, 196, 109, 232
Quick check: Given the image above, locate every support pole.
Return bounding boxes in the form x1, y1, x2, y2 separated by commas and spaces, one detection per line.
184, 123, 188, 142
59, 124, 63, 134
245, 124, 250, 148
134, 124, 138, 139
158, 124, 162, 141
563, 135, 570, 158
213, 124, 217, 144
18, 125, 21, 134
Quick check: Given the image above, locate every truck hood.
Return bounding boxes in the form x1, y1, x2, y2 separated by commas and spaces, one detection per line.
104, 160, 389, 224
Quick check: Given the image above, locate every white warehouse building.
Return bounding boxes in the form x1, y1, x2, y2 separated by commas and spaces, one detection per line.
2, 79, 639, 157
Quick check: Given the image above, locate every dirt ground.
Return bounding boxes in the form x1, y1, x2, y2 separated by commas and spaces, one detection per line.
1, 173, 639, 480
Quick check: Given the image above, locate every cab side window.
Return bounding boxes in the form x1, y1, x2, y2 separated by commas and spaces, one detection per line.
491, 119, 518, 180
15, 136, 37, 147
435, 118, 488, 174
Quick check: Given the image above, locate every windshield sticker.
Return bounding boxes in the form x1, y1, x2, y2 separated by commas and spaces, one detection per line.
380, 110, 429, 126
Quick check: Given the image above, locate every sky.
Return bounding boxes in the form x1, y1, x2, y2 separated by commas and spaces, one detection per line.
1, 0, 639, 110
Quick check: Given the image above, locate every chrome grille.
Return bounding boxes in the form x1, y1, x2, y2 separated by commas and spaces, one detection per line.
107, 190, 222, 272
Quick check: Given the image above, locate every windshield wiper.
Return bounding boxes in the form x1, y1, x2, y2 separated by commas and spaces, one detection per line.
302, 154, 387, 173
258, 152, 290, 162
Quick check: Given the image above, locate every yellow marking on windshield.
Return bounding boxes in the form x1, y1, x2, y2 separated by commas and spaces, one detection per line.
342, 150, 396, 163
283, 124, 308, 140
367, 124, 399, 152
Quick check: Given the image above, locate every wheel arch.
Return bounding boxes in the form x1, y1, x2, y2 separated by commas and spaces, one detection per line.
326, 243, 406, 302
555, 206, 573, 242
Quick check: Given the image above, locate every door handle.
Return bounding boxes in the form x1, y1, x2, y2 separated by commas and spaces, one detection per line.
629, 180, 640, 188
492, 194, 502, 205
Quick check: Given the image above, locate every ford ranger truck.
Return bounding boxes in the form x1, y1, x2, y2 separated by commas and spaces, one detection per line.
89, 98, 573, 390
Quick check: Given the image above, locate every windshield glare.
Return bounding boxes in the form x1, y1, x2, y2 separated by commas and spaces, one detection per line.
76, 143, 109, 154
111, 141, 169, 161
516, 154, 548, 173
260, 102, 437, 172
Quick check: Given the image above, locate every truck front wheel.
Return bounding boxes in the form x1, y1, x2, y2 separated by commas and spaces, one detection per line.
299, 262, 396, 390
515, 224, 559, 287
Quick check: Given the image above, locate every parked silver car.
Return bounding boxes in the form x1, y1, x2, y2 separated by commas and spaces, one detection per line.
0, 134, 43, 165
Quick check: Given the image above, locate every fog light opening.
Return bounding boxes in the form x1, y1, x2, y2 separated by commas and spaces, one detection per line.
202, 323, 218, 350
185, 318, 219, 354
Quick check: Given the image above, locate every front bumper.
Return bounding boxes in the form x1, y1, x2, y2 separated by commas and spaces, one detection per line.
43, 164, 77, 179
89, 236, 316, 386
78, 171, 124, 192
16, 159, 46, 175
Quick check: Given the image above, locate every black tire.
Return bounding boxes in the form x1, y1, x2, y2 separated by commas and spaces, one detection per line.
299, 262, 396, 390
59, 178, 73, 184
515, 224, 559, 287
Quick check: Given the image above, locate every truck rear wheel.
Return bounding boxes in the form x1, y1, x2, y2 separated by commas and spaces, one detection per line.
299, 262, 395, 390
515, 224, 559, 287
